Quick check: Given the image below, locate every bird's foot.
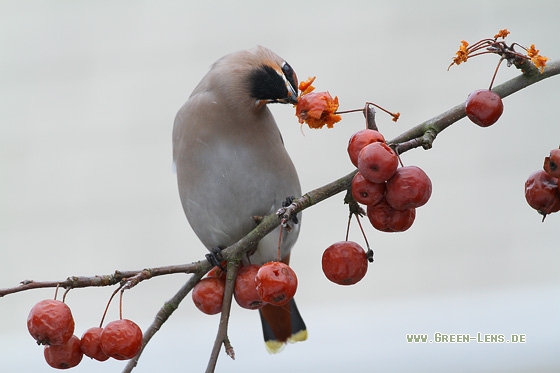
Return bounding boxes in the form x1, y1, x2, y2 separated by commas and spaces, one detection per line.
276, 196, 300, 231
205, 247, 226, 271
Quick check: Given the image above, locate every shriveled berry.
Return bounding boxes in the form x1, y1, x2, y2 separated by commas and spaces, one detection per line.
44, 335, 83, 369
100, 319, 143, 360
347, 129, 385, 167
80, 327, 109, 362
322, 241, 368, 285
357, 142, 398, 183
543, 148, 560, 178
192, 277, 225, 315
255, 262, 297, 306
234, 264, 265, 310
27, 299, 75, 346
465, 89, 504, 127
524, 170, 560, 219
385, 166, 432, 210
367, 198, 416, 232
351, 172, 385, 205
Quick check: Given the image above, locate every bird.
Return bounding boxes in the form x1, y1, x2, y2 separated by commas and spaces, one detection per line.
172, 46, 307, 353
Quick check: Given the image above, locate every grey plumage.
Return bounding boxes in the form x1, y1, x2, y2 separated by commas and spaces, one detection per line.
172, 46, 301, 265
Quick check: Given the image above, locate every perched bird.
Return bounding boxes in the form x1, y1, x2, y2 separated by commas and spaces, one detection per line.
172, 46, 307, 352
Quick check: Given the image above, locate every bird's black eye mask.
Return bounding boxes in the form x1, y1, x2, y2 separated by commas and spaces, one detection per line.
249, 64, 296, 102
282, 62, 298, 94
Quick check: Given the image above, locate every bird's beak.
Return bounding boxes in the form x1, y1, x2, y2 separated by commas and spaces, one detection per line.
276, 77, 298, 105
277, 82, 298, 105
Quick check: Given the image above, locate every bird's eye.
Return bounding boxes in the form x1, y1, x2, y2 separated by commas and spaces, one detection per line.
282, 62, 298, 92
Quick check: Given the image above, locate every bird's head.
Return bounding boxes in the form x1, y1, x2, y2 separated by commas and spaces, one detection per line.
247, 47, 299, 107
211, 46, 299, 111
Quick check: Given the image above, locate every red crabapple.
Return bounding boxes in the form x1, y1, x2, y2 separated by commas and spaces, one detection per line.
80, 327, 109, 362
255, 262, 297, 306
347, 129, 385, 167
357, 142, 399, 183
367, 198, 416, 232
385, 166, 432, 210
351, 172, 385, 206
322, 241, 368, 285
100, 319, 143, 360
27, 299, 75, 346
234, 264, 266, 310
543, 148, 560, 179
44, 335, 83, 369
192, 277, 225, 315
465, 89, 504, 127
524, 170, 560, 219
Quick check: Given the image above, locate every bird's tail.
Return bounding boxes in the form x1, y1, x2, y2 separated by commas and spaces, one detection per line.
259, 298, 307, 353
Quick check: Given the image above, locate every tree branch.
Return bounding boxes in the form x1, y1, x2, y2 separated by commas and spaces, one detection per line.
0, 262, 204, 297
3, 59, 559, 373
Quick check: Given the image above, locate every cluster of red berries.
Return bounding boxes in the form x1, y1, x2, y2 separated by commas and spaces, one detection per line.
524, 147, 560, 221
348, 129, 432, 232
27, 299, 142, 369
320, 127, 433, 287
192, 261, 298, 314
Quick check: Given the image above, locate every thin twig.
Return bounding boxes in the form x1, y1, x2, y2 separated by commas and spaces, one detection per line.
122, 269, 208, 373
0, 262, 203, 297
206, 260, 240, 373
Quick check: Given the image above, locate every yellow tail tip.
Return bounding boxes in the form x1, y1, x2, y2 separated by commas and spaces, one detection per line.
288, 329, 308, 344
265, 330, 308, 354
265, 340, 285, 354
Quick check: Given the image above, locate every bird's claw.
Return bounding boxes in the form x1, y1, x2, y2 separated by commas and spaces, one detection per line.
277, 196, 299, 229
205, 247, 226, 271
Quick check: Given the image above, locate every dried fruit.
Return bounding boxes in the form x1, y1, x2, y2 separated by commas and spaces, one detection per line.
100, 319, 143, 360
524, 170, 560, 219
27, 299, 75, 346
322, 241, 368, 285
192, 277, 225, 315
351, 172, 385, 206
543, 148, 560, 178
367, 198, 416, 232
234, 264, 265, 310
44, 335, 83, 369
357, 142, 399, 183
255, 262, 297, 306
296, 91, 341, 129
80, 327, 109, 362
385, 166, 432, 210
347, 129, 385, 168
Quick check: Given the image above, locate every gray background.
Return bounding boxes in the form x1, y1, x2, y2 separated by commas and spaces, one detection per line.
1, 1, 559, 372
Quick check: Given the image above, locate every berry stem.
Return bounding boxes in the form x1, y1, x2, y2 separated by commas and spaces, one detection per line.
119, 289, 124, 320
62, 287, 71, 303
354, 214, 374, 262
99, 284, 124, 328
345, 213, 352, 242
335, 102, 398, 125
488, 57, 505, 90
53, 283, 60, 300
277, 225, 283, 262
